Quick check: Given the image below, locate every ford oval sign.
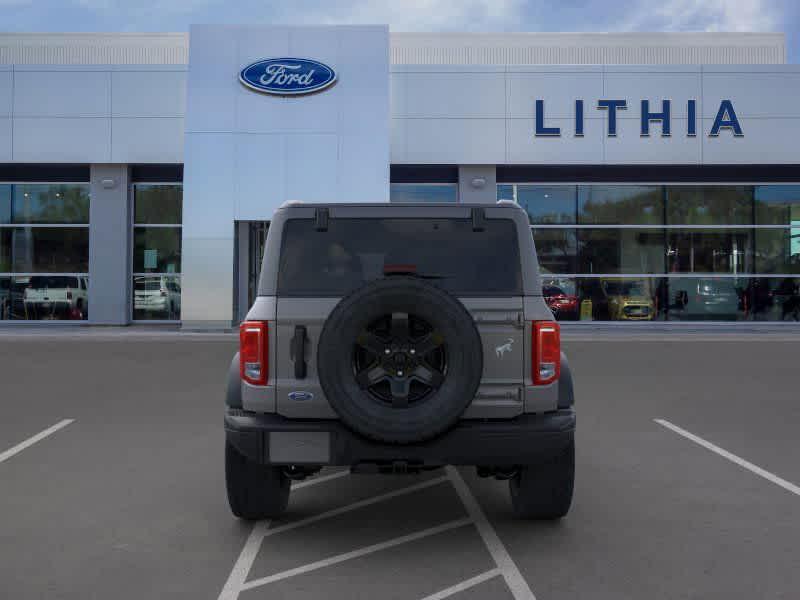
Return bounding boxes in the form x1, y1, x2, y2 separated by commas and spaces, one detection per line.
239, 58, 337, 96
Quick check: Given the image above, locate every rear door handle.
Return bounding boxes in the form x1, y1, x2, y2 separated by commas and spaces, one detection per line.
291, 325, 307, 379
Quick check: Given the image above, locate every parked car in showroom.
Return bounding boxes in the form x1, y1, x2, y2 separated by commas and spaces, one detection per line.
598, 278, 655, 321
23, 275, 88, 320
133, 275, 181, 320
670, 277, 742, 321
225, 202, 576, 521
542, 280, 579, 320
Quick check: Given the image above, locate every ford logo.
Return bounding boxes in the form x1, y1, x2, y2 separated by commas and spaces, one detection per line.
288, 391, 314, 402
239, 58, 337, 96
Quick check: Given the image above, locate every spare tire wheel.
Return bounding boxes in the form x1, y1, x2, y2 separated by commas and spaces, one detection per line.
317, 277, 483, 444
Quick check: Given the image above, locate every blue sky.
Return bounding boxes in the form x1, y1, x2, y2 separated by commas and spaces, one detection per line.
1, 0, 798, 62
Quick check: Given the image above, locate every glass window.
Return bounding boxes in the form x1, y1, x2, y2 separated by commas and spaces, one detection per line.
666, 186, 752, 225
578, 185, 663, 225
390, 184, 457, 203
0, 183, 89, 321
532, 228, 577, 274
277, 218, 522, 296
497, 184, 514, 202
0, 185, 10, 223
5, 184, 90, 224
666, 277, 747, 321
1, 228, 89, 273
578, 229, 665, 274
134, 185, 182, 225
132, 184, 182, 321
0, 275, 89, 321
515, 185, 575, 224
133, 228, 181, 273
755, 228, 800, 274
133, 275, 181, 320
666, 229, 753, 274
575, 277, 666, 321
755, 185, 800, 225
540, 276, 579, 321
747, 277, 800, 321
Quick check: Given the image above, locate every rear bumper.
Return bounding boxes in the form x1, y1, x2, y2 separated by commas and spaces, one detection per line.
225, 408, 575, 467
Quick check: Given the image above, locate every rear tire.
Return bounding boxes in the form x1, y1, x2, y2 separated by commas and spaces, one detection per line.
225, 441, 290, 520
509, 440, 574, 520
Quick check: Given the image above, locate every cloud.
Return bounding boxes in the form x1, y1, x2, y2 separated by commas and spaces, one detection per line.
621, 0, 780, 32
276, 0, 524, 31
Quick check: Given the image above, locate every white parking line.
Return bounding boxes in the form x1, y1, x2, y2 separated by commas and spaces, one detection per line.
0, 419, 74, 464
446, 466, 537, 600
292, 469, 350, 489
267, 476, 449, 538
217, 470, 345, 600
419, 568, 501, 600
216, 475, 448, 600
655, 418, 800, 497
240, 518, 472, 591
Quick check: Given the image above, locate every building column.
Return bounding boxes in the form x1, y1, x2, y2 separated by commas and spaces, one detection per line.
458, 166, 497, 204
88, 164, 131, 325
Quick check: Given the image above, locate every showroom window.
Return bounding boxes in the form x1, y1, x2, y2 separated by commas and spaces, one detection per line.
0, 183, 90, 321
499, 183, 800, 322
390, 183, 458, 203
132, 184, 182, 321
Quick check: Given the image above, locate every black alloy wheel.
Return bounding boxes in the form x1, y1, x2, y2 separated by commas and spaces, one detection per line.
353, 312, 446, 408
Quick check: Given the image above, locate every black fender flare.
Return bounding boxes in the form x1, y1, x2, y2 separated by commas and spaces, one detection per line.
558, 352, 575, 409
226, 352, 242, 409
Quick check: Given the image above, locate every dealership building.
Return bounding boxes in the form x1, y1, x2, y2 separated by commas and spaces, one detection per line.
0, 27, 798, 327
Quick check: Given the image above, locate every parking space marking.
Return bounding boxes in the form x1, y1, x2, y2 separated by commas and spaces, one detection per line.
0, 419, 74, 465
655, 419, 800, 497
265, 476, 450, 538
240, 518, 473, 592
217, 471, 348, 600
292, 469, 350, 489
419, 568, 501, 600
446, 466, 537, 600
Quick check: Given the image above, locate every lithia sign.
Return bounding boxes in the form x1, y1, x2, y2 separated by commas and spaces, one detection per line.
535, 99, 743, 138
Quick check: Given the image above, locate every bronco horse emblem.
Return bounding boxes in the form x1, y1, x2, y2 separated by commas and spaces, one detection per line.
495, 338, 514, 358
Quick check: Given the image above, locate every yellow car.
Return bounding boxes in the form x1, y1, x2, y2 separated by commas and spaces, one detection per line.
600, 279, 655, 321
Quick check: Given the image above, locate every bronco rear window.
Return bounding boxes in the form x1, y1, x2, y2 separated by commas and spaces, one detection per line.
277, 218, 522, 296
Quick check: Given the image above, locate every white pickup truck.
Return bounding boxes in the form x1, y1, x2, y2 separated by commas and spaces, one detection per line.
23, 275, 88, 320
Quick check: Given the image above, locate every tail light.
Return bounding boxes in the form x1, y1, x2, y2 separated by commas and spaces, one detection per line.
532, 320, 560, 385
240, 321, 268, 385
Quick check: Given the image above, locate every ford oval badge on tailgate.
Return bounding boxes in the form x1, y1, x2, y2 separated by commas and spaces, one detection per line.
239, 58, 337, 96
288, 391, 314, 402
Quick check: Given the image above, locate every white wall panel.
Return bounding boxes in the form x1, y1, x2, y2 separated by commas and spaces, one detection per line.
403, 71, 505, 118
506, 117, 604, 164
111, 117, 184, 162
14, 70, 109, 117
0, 69, 11, 117
13, 117, 110, 162
184, 26, 238, 133
604, 70, 701, 118
112, 70, 185, 116
390, 118, 406, 163
606, 118, 701, 164
506, 71, 603, 119
182, 132, 235, 238
702, 118, 798, 164
338, 134, 390, 202
0, 118, 11, 160
286, 134, 338, 202
702, 71, 800, 118
405, 118, 504, 164
234, 134, 285, 221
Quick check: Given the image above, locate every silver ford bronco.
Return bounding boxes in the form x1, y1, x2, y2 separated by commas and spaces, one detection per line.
225, 202, 576, 520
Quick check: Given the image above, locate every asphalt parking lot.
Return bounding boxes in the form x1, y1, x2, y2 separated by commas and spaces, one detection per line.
1, 330, 799, 599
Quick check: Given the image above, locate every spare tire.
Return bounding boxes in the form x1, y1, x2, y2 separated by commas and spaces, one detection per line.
317, 277, 483, 444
